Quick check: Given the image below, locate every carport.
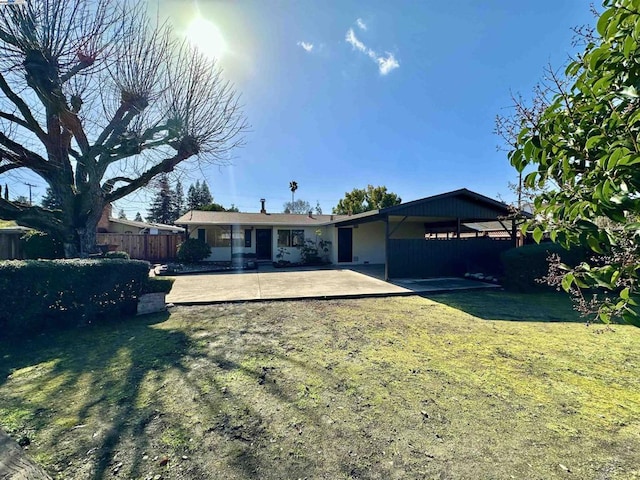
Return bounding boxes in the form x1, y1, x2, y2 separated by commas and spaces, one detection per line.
333, 189, 522, 280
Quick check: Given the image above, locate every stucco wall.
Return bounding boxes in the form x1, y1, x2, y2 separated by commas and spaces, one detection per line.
331, 222, 385, 265
273, 226, 333, 263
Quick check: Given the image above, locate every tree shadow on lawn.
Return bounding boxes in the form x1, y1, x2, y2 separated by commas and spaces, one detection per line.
421, 290, 586, 323
0, 312, 193, 480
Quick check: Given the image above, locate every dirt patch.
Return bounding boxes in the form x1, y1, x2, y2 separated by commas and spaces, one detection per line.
1, 295, 639, 479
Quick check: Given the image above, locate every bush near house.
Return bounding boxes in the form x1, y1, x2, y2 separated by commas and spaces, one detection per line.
144, 276, 175, 294
501, 243, 588, 292
176, 238, 211, 263
20, 230, 64, 259
0, 259, 150, 336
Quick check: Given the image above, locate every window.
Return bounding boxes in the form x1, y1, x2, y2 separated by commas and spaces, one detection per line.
277, 229, 304, 247
211, 226, 231, 247
244, 229, 252, 248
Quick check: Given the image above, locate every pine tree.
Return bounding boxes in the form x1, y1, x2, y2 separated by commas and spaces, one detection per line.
41, 187, 62, 210
118, 209, 127, 219
187, 180, 201, 210
147, 174, 176, 224
200, 181, 213, 206
174, 180, 185, 219
134, 212, 143, 222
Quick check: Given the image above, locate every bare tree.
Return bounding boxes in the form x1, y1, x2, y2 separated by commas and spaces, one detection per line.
0, 0, 246, 255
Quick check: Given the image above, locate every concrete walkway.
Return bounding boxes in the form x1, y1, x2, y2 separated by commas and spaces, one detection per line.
166, 265, 499, 305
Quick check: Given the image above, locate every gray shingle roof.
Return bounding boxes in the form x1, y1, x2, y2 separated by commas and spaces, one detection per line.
175, 211, 349, 226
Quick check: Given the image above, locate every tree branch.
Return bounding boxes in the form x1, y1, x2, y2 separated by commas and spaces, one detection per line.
0, 73, 47, 141
0, 132, 52, 176
0, 197, 65, 238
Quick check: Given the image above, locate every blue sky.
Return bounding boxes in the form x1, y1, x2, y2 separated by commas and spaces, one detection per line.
6, 1, 597, 217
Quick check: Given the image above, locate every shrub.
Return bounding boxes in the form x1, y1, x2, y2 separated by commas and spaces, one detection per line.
144, 276, 175, 294
0, 259, 150, 336
501, 243, 588, 292
21, 230, 64, 259
176, 238, 211, 263
104, 251, 130, 260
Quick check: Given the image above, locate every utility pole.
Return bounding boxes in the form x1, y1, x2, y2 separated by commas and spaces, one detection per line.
24, 182, 37, 206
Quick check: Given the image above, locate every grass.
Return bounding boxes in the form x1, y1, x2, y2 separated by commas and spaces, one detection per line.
1, 292, 639, 479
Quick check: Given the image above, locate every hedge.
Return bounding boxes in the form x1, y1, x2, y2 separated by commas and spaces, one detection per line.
0, 259, 150, 336
501, 242, 588, 292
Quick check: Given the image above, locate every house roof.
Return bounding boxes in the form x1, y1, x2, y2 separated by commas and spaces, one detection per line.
110, 217, 185, 232
175, 211, 349, 226
176, 189, 526, 228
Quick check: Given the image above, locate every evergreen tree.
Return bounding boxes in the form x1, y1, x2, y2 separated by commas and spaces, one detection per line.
41, 187, 62, 210
200, 181, 213, 206
187, 180, 201, 210
134, 212, 143, 222
147, 174, 176, 224
174, 180, 185, 219
118, 209, 127, 220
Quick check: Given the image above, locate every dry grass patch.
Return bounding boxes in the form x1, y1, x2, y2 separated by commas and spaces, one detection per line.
1, 293, 639, 479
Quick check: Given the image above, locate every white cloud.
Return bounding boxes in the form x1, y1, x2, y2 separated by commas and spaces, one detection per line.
345, 28, 366, 53
377, 53, 399, 75
345, 26, 400, 75
297, 41, 314, 52
356, 18, 367, 31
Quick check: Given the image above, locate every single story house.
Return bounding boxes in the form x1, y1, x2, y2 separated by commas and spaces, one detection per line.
176, 188, 524, 280
97, 204, 184, 235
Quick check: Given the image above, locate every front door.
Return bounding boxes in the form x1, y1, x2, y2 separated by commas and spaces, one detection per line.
338, 228, 353, 263
256, 228, 272, 260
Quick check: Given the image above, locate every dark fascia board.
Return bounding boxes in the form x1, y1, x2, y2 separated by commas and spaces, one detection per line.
380, 188, 514, 216
332, 210, 382, 227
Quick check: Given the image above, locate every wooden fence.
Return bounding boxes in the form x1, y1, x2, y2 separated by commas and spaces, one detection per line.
96, 233, 183, 262
0, 232, 24, 260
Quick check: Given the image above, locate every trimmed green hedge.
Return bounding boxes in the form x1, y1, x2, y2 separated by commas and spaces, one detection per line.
501, 243, 588, 292
21, 230, 64, 259
0, 259, 150, 336
144, 276, 175, 294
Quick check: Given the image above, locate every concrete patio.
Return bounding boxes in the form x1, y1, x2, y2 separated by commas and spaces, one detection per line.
166, 264, 500, 305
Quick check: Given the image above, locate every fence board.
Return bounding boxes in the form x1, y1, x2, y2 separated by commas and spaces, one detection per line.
96, 233, 182, 262
388, 238, 513, 278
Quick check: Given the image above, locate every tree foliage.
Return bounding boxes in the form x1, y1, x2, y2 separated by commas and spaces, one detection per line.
283, 199, 311, 214
187, 180, 213, 210
0, 0, 246, 256
146, 173, 175, 224
333, 185, 401, 215
511, 0, 640, 325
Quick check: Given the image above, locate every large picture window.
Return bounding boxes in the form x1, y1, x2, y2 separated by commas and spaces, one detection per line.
277, 229, 304, 247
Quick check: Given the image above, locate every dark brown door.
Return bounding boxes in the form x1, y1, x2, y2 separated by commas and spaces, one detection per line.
338, 228, 353, 263
256, 229, 272, 260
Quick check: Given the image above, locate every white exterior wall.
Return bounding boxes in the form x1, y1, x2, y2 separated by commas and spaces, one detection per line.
331, 221, 385, 265
272, 225, 334, 263
390, 221, 425, 239
352, 222, 385, 264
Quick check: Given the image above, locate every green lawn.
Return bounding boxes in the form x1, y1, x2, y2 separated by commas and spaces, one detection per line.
1, 292, 639, 479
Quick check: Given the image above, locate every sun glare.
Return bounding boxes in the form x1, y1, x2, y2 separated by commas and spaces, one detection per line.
186, 16, 228, 60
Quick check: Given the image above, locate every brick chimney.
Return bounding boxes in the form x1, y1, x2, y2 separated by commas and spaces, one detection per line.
260, 198, 266, 214
97, 203, 112, 232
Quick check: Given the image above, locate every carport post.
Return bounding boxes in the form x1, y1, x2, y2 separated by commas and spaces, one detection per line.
384, 214, 389, 281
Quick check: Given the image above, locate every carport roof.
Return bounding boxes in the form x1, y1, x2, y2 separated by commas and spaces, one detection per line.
333, 188, 523, 227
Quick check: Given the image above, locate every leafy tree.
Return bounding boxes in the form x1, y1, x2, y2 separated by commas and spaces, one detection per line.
333, 185, 401, 214
13, 195, 29, 205
227, 204, 240, 212
510, 0, 640, 325
200, 202, 227, 212
41, 187, 62, 210
147, 174, 176, 224
315, 201, 323, 215
0, 0, 246, 256
117, 209, 127, 220
134, 212, 143, 222
283, 199, 311, 214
